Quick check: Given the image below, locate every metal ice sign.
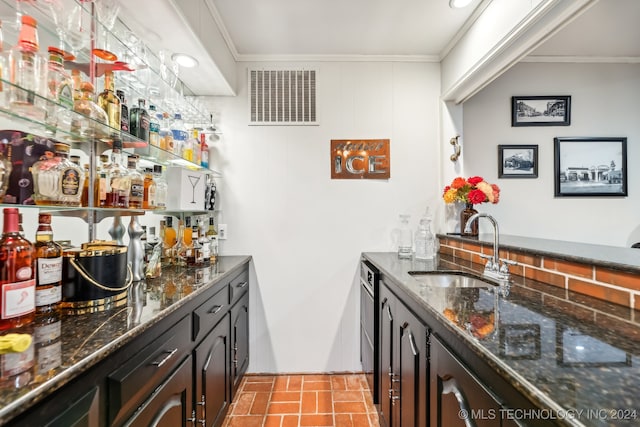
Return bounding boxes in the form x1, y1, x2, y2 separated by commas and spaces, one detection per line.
331, 139, 390, 179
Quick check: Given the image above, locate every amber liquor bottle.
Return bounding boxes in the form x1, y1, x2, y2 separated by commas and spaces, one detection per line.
0, 208, 36, 330
34, 213, 62, 314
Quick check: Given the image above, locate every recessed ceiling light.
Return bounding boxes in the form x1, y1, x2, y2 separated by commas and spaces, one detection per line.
449, 0, 474, 8
171, 53, 199, 68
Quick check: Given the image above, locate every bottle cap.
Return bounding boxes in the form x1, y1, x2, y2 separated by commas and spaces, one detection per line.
38, 213, 52, 224
21, 15, 37, 27
80, 81, 95, 93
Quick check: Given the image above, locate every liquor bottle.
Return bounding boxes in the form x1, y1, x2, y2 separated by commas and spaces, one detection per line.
170, 113, 187, 156
152, 165, 167, 209
129, 98, 150, 142
183, 216, 193, 245
44, 46, 73, 135
97, 70, 121, 131
105, 139, 130, 208
174, 219, 192, 267
148, 105, 160, 147
127, 155, 144, 209
96, 154, 109, 207
181, 128, 194, 162
206, 216, 218, 264
80, 163, 89, 206
0, 208, 36, 330
142, 167, 155, 209
160, 112, 174, 153
145, 226, 162, 279
8, 14, 47, 120
187, 225, 204, 267
200, 131, 209, 169
197, 219, 210, 266
33, 213, 62, 314
116, 90, 129, 133
74, 82, 108, 138
161, 216, 177, 265
31, 142, 84, 206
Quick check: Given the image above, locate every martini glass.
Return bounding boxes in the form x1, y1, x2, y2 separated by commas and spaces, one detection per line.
93, 0, 120, 61
44, 0, 93, 57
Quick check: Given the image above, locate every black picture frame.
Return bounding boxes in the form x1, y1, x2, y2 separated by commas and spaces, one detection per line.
511, 95, 571, 127
498, 145, 538, 178
554, 137, 628, 197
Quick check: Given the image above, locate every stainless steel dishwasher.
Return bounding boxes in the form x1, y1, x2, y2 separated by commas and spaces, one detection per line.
360, 259, 379, 404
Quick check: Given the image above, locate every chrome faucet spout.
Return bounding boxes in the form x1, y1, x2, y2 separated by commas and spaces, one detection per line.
464, 212, 509, 280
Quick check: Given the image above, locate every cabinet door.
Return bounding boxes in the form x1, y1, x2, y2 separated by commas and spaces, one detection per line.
123, 355, 193, 427
430, 336, 501, 427
378, 284, 395, 427
194, 314, 230, 427
396, 303, 428, 427
230, 292, 249, 399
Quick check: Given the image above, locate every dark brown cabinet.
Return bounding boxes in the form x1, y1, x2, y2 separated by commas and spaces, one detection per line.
193, 313, 231, 427
430, 336, 502, 427
379, 281, 429, 427
230, 291, 249, 399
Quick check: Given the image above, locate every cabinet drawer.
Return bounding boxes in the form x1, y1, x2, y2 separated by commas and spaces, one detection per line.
193, 285, 229, 342
108, 315, 191, 426
229, 269, 249, 307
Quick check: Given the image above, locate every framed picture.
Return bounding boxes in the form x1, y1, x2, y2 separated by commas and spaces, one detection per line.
498, 145, 538, 178
511, 95, 571, 127
499, 324, 541, 360
554, 137, 627, 197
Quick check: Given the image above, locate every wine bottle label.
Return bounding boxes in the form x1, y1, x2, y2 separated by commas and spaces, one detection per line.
35, 285, 62, 306
37, 257, 62, 285
1, 279, 36, 319
121, 105, 129, 132
60, 167, 80, 196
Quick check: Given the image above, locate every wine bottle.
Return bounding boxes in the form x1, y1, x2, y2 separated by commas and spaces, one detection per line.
0, 208, 36, 330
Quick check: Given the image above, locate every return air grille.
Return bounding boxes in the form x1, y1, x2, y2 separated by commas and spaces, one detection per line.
249, 69, 318, 125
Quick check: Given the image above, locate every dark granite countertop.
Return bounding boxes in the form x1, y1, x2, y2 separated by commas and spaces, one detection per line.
0, 255, 252, 425
363, 252, 640, 427
440, 233, 640, 272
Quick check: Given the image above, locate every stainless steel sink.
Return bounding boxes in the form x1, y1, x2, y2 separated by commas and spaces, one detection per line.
408, 271, 495, 288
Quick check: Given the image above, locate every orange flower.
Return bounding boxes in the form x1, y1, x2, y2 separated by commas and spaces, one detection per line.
442, 176, 500, 205
450, 177, 467, 189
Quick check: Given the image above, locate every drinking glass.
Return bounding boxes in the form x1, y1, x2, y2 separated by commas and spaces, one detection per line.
93, 0, 121, 61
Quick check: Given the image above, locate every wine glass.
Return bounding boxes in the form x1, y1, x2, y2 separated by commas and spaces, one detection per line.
44, 0, 93, 56
93, 0, 121, 61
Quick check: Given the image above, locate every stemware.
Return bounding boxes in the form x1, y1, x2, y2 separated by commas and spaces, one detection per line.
44, 0, 93, 56
93, 0, 120, 61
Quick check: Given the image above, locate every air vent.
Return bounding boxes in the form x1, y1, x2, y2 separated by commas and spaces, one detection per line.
249, 69, 318, 125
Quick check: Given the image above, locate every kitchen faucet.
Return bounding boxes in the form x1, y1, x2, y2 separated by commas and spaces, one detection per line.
464, 213, 516, 282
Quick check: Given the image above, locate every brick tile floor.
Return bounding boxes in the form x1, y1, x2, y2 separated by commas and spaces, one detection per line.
222, 373, 379, 427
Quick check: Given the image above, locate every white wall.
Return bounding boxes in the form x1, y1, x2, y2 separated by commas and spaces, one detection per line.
462, 62, 640, 247
206, 61, 442, 373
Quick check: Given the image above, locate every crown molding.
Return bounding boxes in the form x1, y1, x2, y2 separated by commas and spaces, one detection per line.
522, 55, 640, 64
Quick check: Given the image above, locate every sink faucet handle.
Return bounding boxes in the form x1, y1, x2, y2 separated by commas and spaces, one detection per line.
499, 258, 517, 275
501, 258, 517, 266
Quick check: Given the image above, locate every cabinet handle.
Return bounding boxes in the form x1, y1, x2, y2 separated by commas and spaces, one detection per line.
389, 388, 400, 406
151, 348, 178, 368
208, 305, 224, 314
187, 410, 197, 427
196, 395, 206, 427
235, 281, 248, 289
385, 304, 393, 321
442, 377, 476, 427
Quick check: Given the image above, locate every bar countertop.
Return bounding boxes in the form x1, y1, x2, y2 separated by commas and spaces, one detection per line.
363, 251, 640, 427
0, 255, 252, 425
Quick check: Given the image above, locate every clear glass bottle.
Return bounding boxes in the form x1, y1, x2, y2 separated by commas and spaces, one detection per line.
126, 154, 144, 209
170, 113, 187, 156
43, 46, 73, 136
160, 112, 174, 153
206, 216, 218, 264
8, 14, 48, 120
129, 98, 150, 142
148, 105, 160, 147
145, 226, 162, 279
174, 219, 192, 267
31, 142, 84, 206
73, 81, 108, 139
187, 225, 204, 267
34, 213, 62, 314
162, 216, 177, 266
97, 70, 120, 131
395, 214, 413, 259
105, 139, 130, 208
200, 131, 209, 169
197, 219, 210, 266
152, 164, 167, 209
0, 207, 36, 330
0, 19, 8, 110
414, 211, 436, 260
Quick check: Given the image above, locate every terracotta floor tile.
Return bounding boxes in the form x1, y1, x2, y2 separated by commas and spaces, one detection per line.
346, 375, 365, 390
246, 375, 275, 383
334, 401, 368, 413
268, 402, 301, 414
225, 415, 265, 427
231, 391, 254, 415
352, 413, 373, 427
250, 392, 271, 415
273, 375, 290, 391
303, 380, 332, 391
333, 390, 365, 402
335, 413, 354, 426
301, 391, 317, 413
304, 374, 331, 381
331, 375, 348, 390
271, 391, 301, 402
282, 415, 300, 427
287, 375, 303, 391
300, 414, 335, 426
244, 382, 275, 392
317, 390, 333, 413
264, 415, 282, 427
